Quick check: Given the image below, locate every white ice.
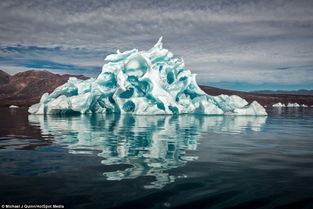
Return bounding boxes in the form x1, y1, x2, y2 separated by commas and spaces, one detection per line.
287, 103, 300, 107
272, 102, 286, 107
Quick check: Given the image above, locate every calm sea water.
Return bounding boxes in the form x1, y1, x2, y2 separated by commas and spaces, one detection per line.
0, 107, 313, 209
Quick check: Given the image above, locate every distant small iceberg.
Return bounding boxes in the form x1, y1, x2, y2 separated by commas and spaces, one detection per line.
287, 103, 300, 107
272, 102, 285, 107
272, 102, 309, 108
9, 105, 19, 109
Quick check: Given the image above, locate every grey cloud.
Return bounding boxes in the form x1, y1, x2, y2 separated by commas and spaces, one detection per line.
0, 0, 312, 87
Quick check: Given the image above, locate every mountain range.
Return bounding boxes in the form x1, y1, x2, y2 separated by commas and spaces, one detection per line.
0, 70, 312, 107
0, 70, 88, 107
251, 89, 313, 96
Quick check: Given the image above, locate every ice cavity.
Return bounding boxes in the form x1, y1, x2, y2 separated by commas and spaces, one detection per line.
29, 37, 267, 116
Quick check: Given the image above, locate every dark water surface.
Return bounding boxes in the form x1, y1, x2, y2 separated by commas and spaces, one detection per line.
0, 107, 313, 209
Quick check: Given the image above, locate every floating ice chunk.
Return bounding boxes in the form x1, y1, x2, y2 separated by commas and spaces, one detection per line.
29, 38, 267, 116
9, 105, 19, 108
28, 103, 44, 114
301, 104, 308, 107
272, 102, 286, 107
225, 101, 267, 116
287, 103, 300, 107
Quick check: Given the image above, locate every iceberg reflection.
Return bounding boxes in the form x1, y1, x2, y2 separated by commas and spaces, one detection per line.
29, 114, 266, 188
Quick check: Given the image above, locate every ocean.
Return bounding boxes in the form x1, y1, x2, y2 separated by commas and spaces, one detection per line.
0, 107, 313, 209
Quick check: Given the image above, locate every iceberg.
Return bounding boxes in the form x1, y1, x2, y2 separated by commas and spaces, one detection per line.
29, 37, 267, 116
287, 103, 300, 107
9, 105, 19, 108
272, 102, 286, 107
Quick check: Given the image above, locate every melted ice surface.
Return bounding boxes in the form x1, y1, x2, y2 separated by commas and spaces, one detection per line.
29, 37, 267, 115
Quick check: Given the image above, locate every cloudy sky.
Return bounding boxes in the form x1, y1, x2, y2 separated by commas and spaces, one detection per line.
0, 0, 313, 91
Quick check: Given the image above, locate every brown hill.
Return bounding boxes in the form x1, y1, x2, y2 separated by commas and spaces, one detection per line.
252, 89, 313, 96
0, 69, 312, 107
0, 70, 89, 107
199, 85, 313, 107
0, 70, 11, 85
